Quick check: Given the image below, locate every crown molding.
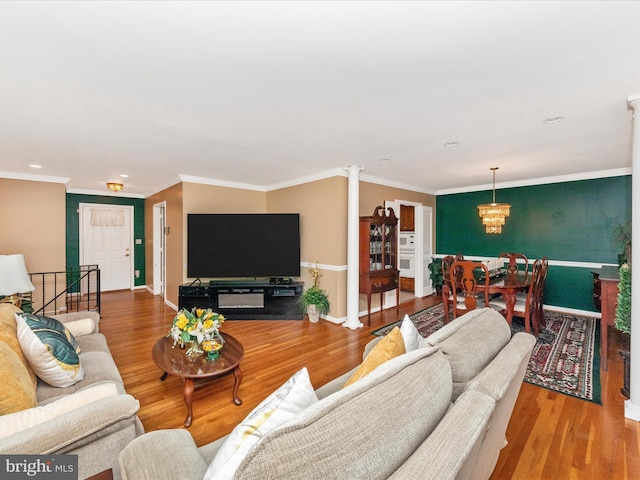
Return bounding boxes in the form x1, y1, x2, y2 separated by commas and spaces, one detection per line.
66, 188, 145, 199
179, 174, 267, 192
436, 167, 632, 195
359, 173, 436, 195
0, 170, 70, 188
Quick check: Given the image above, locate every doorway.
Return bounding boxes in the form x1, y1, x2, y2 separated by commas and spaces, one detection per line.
80, 203, 134, 291
385, 200, 433, 307
152, 202, 167, 300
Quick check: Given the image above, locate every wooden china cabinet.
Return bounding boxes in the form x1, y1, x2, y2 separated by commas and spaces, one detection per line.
359, 206, 400, 325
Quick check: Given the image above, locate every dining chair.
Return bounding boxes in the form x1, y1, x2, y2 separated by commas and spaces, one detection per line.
449, 260, 490, 319
535, 257, 549, 328
441, 254, 464, 322
490, 259, 543, 335
499, 252, 529, 273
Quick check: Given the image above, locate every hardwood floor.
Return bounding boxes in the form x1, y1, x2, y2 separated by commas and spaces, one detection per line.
99, 289, 639, 479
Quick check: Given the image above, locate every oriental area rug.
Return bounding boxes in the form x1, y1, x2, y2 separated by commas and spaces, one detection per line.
372, 303, 601, 404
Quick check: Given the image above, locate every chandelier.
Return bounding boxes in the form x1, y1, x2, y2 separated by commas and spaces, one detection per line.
107, 182, 124, 192
477, 167, 511, 234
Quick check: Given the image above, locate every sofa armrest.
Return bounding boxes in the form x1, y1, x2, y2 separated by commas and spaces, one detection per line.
0, 394, 139, 455
51, 311, 100, 334
119, 430, 209, 480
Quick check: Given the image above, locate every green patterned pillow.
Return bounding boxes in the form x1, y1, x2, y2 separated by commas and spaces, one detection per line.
17, 313, 81, 354
15, 313, 85, 387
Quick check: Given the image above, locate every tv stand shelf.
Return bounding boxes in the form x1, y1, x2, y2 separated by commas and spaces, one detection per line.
178, 281, 304, 320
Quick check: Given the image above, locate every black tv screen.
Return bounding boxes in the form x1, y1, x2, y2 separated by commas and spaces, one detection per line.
187, 213, 301, 279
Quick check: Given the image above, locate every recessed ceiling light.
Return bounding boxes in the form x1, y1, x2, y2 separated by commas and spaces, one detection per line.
120, 174, 129, 178
543, 116, 564, 124
444, 142, 459, 147
29, 164, 42, 169
379, 158, 391, 163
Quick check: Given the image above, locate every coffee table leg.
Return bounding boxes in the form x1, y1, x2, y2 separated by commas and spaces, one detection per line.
183, 378, 195, 428
232, 366, 243, 406
160, 371, 168, 381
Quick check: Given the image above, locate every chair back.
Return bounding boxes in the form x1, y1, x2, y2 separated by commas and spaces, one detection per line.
535, 257, 549, 327
499, 252, 529, 273
450, 260, 490, 318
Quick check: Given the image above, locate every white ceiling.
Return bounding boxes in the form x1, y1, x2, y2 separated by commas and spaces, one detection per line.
1, 1, 638, 197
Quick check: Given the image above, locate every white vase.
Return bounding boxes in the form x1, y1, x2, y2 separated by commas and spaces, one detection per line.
307, 304, 320, 323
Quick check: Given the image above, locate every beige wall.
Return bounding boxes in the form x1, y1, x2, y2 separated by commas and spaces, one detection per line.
145, 183, 184, 307
0, 178, 67, 311
0, 178, 66, 272
268, 176, 348, 318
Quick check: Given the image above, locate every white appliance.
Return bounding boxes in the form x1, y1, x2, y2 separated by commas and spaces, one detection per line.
399, 232, 415, 252
399, 253, 415, 278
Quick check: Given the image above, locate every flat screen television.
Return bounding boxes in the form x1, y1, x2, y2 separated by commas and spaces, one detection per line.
187, 213, 301, 279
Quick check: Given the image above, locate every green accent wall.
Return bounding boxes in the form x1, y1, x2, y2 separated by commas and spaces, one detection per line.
65, 194, 145, 287
436, 175, 631, 311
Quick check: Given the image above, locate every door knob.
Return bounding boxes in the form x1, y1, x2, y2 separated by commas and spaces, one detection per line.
125, 253, 130, 257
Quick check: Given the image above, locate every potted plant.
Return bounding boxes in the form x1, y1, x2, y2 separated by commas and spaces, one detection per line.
299, 261, 330, 323
614, 222, 632, 265
615, 263, 631, 397
428, 257, 443, 295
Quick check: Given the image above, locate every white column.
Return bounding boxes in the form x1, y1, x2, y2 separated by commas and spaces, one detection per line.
343, 165, 364, 330
626, 94, 640, 421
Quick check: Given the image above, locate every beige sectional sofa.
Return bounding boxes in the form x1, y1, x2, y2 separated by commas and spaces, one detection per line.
0, 304, 143, 480
119, 307, 535, 480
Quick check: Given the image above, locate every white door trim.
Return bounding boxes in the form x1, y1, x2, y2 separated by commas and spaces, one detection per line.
153, 202, 167, 298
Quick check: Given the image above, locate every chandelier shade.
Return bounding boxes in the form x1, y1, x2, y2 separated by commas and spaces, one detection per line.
478, 167, 511, 234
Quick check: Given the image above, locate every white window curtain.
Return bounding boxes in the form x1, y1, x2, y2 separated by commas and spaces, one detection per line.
90, 208, 125, 226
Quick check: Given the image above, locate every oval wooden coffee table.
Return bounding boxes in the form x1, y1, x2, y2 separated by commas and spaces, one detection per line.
152, 332, 244, 427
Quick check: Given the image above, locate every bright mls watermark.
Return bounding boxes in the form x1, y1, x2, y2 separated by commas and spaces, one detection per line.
0, 455, 77, 479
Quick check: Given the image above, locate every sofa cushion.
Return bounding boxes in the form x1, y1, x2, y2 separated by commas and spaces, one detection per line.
36, 350, 124, 402
63, 317, 97, 337
0, 341, 38, 414
204, 367, 318, 480
16, 313, 85, 388
0, 382, 119, 439
425, 308, 511, 399
234, 346, 451, 480
343, 326, 405, 388
0, 304, 37, 387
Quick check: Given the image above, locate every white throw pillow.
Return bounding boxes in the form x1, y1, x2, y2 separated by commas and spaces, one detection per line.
15, 314, 85, 387
400, 314, 423, 352
204, 367, 318, 480
62, 317, 96, 337
0, 382, 118, 439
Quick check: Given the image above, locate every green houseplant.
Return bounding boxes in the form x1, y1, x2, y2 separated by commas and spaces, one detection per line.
428, 257, 443, 294
615, 263, 631, 397
299, 261, 330, 322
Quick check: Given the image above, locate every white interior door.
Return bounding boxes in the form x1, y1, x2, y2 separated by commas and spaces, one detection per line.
80, 203, 133, 292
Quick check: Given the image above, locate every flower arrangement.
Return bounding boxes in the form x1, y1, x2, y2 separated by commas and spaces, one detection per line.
169, 307, 225, 356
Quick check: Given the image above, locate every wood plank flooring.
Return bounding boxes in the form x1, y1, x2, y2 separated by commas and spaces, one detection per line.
98, 289, 639, 479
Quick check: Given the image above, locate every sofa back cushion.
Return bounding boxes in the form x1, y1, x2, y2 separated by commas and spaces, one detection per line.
0, 341, 37, 415
425, 308, 511, 399
234, 346, 452, 480
0, 304, 36, 387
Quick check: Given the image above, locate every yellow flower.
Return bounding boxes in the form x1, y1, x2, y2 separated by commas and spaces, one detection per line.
176, 314, 188, 330
196, 308, 204, 318
203, 319, 214, 330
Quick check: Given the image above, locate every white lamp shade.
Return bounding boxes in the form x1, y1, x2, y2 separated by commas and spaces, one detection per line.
0, 254, 35, 295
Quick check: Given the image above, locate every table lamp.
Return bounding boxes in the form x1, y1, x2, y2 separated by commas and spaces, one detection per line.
0, 254, 35, 309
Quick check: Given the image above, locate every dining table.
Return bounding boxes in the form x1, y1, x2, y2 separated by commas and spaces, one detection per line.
485, 270, 533, 325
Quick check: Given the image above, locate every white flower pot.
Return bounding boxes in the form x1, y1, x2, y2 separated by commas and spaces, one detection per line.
307, 304, 320, 323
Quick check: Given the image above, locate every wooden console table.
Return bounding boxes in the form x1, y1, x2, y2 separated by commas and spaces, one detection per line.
593, 266, 620, 371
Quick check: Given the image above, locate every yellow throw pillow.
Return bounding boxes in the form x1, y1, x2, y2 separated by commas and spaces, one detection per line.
343, 326, 406, 388
0, 341, 38, 415
0, 305, 37, 388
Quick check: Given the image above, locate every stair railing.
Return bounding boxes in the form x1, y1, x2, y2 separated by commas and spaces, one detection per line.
28, 265, 101, 316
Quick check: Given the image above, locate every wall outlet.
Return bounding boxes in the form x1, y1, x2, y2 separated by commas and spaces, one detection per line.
135, 270, 140, 278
